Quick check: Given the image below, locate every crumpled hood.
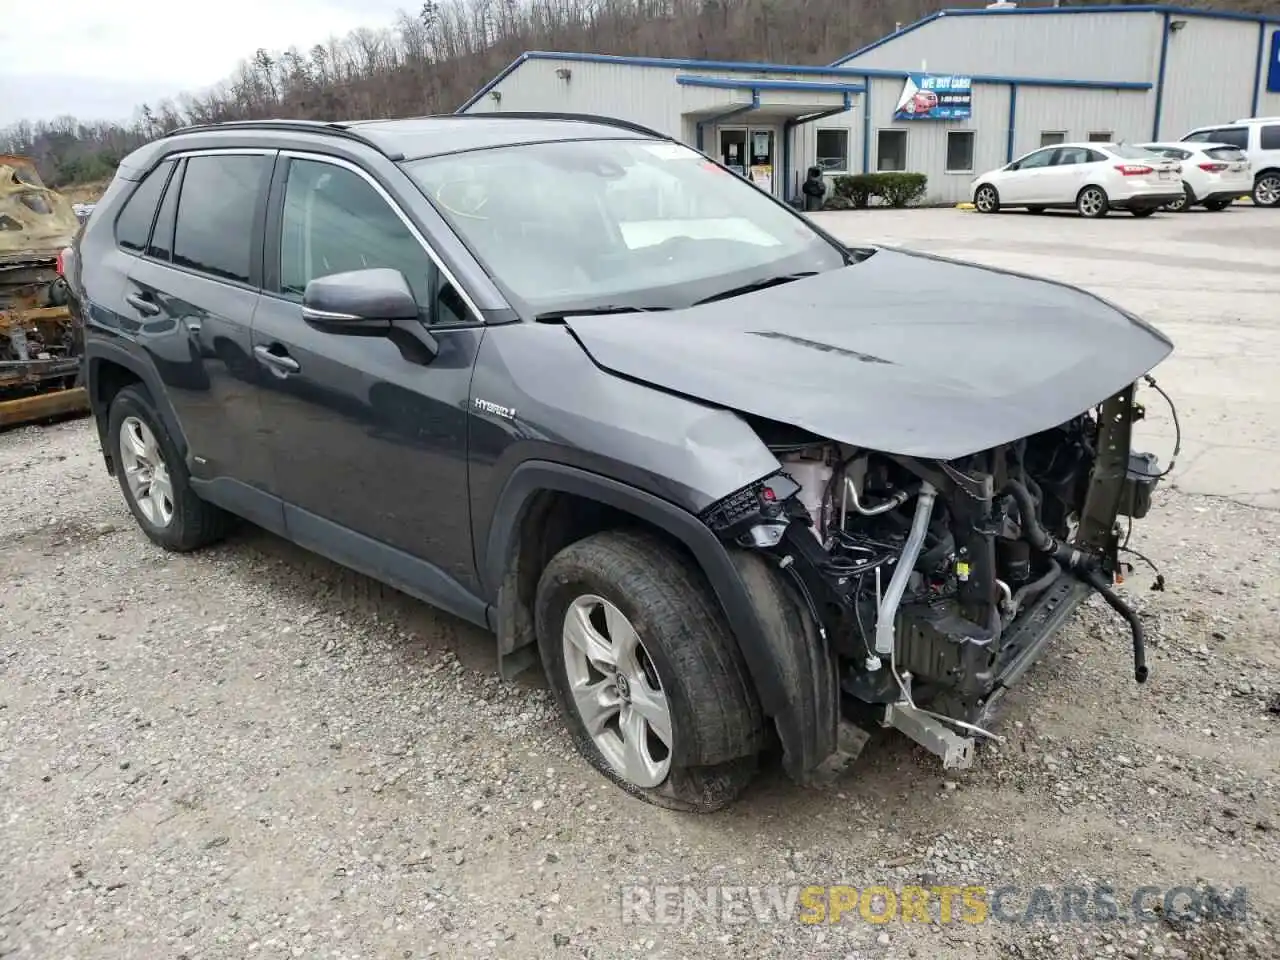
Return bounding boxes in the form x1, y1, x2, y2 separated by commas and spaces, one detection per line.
563, 247, 1173, 460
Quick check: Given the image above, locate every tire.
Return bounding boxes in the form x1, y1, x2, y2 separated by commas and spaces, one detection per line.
1076, 186, 1110, 218
107, 384, 232, 552
1253, 171, 1280, 208
973, 184, 1000, 214
1204, 198, 1233, 211
535, 529, 764, 813
1130, 207, 1156, 218
1165, 183, 1193, 212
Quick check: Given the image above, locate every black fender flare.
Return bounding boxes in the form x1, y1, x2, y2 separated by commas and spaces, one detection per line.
83, 339, 189, 466
483, 460, 838, 782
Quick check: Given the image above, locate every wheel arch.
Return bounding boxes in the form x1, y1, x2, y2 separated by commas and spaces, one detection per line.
84, 341, 188, 474
484, 460, 838, 783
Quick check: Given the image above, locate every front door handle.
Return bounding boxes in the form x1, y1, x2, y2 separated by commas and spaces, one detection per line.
124, 292, 160, 316
254, 344, 301, 375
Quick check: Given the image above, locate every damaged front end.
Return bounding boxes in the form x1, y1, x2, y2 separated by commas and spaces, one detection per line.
700, 382, 1167, 771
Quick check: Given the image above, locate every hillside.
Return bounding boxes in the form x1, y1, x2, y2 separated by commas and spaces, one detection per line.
3, 0, 1278, 185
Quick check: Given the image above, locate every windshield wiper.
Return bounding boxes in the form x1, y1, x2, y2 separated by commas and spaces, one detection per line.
692, 272, 819, 306
534, 305, 671, 322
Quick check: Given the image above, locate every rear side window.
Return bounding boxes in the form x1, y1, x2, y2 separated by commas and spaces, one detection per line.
146, 160, 184, 261
114, 161, 174, 252
1261, 125, 1280, 150
173, 154, 266, 284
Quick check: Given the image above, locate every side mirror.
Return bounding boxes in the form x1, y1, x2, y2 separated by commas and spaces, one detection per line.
302, 268, 419, 334
1005, 162, 1020, 171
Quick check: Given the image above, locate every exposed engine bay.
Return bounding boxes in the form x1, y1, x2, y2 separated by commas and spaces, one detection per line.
701, 380, 1173, 769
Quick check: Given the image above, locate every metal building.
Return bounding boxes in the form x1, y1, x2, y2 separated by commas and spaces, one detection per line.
457, 4, 1280, 205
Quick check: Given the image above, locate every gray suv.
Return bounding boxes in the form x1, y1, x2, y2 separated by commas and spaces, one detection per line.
67, 115, 1174, 812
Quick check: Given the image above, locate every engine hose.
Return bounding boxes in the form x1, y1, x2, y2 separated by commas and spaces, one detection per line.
1003, 479, 1053, 553
1082, 567, 1149, 684
1004, 478, 1149, 684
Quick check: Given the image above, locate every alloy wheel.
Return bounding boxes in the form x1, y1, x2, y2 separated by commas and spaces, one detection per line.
561, 594, 673, 789
119, 416, 175, 528
1078, 188, 1106, 218
974, 186, 997, 213
1255, 174, 1280, 207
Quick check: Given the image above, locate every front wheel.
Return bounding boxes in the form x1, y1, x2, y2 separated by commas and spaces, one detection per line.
535, 530, 764, 812
973, 184, 1000, 213
1077, 186, 1110, 218
1253, 172, 1280, 208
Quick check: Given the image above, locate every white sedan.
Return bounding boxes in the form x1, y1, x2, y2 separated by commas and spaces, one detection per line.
1136, 141, 1252, 212
971, 142, 1183, 218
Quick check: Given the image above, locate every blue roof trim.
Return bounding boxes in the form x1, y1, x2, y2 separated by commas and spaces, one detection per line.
831, 4, 1280, 67
830, 12, 945, 65
677, 75, 865, 93
457, 47, 1150, 113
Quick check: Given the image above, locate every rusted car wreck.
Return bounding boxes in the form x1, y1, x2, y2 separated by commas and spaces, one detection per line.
0, 155, 88, 427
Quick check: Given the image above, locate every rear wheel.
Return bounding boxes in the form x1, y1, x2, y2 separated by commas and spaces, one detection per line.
535, 529, 764, 813
107, 384, 232, 552
1204, 198, 1233, 211
1077, 186, 1109, 219
1164, 182, 1193, 212
1253, 172, 1280, 208
973, 184, 1000, 213
1130, 207, 1157, 218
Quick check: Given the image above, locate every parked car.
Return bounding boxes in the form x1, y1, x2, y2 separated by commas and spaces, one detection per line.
1136, 141, 1252, 212
67, 114, 1172, 812
1179, 117, 1280, 208
970, 142, 1182, 218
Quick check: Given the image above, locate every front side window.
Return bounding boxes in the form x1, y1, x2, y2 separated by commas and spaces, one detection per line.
815, 129, 850, 172
1210, 127, 1249, 149
280, 158, 437, 315
876, 130, 907, 171
404, 138, 846, 315
1015, 148, 1056, 170
115, 161, 174, 253
173, 154, 266, 284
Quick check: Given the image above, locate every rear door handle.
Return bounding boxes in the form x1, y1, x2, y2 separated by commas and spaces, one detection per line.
254, 344, 301, 375
124, 291, 160, 316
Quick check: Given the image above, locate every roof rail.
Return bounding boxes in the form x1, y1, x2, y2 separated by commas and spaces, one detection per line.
158, 119, 397, 158
448, 111, 672, 141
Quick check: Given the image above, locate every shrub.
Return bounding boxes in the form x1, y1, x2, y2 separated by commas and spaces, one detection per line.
822, 194, 853, 211
830, 172, 928, 209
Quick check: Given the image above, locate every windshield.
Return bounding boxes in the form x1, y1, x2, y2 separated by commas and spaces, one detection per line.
403, 138, 847, 314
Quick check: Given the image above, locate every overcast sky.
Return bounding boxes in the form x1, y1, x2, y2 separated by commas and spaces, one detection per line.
0, 0, 409, 128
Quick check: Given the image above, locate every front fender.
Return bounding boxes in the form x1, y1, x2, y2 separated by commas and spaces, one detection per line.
485, 459, 838, 783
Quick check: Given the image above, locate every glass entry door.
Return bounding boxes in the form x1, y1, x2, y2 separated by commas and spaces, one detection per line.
719, 126, 776, 194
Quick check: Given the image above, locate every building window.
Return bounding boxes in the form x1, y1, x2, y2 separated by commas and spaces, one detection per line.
815, 128, 850, 172
876, 130, 907, 171
1088, 131, 1113, 143
1040, 131, 1067, 147
945, 131, 975, 173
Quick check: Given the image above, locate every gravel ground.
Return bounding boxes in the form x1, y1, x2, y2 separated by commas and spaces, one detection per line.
3, 210, 1279, 960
